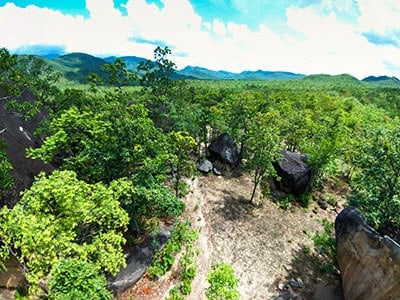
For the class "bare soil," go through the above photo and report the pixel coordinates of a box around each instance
[119,171,347,300]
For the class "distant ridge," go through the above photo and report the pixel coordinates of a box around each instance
[362,75,400,86]
[179,66,303,80]
[103,55,147,72]
[13,48,399,84]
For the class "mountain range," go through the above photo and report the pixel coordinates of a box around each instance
[33,52,400,86]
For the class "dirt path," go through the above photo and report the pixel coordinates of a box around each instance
[120,172,344,299]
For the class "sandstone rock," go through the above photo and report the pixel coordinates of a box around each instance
[0,289,16,300]
[0,257,23,289]
[335,206,400,300]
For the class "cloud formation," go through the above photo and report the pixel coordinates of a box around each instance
[0,0,400,78]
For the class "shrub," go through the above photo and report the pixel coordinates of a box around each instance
[205,263,240,300]
[48,258,112,300]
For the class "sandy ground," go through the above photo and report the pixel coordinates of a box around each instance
[119,172,345,299]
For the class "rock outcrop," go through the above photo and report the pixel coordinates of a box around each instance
[335,206,400,300]
[0,257,24,299]
[273,150,312,195]
[0,89,53,207]
[107,226,172,295]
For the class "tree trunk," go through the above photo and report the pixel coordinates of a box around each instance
[250,171,260,204]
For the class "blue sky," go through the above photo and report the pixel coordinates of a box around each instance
[0,0,399,78]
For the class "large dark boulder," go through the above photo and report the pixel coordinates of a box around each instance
[207,133,241,170]
[0,89,53,207]
[273,150,312,196]
[335,206,400,300]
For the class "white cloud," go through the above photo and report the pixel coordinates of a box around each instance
[212,19,227,36]
[0,0,399,78]
[283,4,400,77]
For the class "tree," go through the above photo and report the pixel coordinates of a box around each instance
[137,46,176,97]
[0,48,60,118]
[168,131,197,196]
[0,142,13,194]
[0,170,130,297]
[218,90,261,154]
[27,99,169,184]
[350,121,400,229]
[245,111,281,204]
[100,57,137,89]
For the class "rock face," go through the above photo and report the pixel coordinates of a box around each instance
[335,206,400,300]
[273,150,312,195]
[0,257,23,289]
[207,133,241,171]
[107,227,171,295]
[0,89,53,207]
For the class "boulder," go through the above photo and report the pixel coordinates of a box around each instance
[335,206,400,300]
[198,159,213,174]
[273,150,312,196]
[0,257,23,289]
[107,227,171,295]
[207,133,241,170]
[0,89,54,207]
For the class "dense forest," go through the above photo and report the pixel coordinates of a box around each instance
[1,45,400,299]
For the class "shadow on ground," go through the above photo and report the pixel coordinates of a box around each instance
[278,244,344,300]
[212,189,256,221]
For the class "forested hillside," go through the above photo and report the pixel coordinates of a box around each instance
[1,46,400,299]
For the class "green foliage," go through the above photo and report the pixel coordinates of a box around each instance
[205,263,240,300]
[0,47,20,96]
[28,100,170,184]
[178,247,199,295]
[0,142,13,193]
[0,170,129,296]
[311,219,337,274]
[0,48,60,118]
[147,221,198,279]
[168,131,197,196]
[245,110,281,203]
[100,57,137,89]
[138,46,176,97]
[166,287,185,300]
[350,121,400,229]
[47,258,112,300]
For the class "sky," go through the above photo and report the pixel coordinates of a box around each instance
[0,0,399,78]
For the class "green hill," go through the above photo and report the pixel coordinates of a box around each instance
[54,53,108,83]
[103,56,147,71]
[302,73,361,85]
[362,75,400,87]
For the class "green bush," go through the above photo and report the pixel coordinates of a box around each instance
[0,143,13,193]
[350,124,400,229]
[311,219,337,274]
[48,258,112,300]
[0,170,129,296]
[147,221,198,279]
[205,263,240,300]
